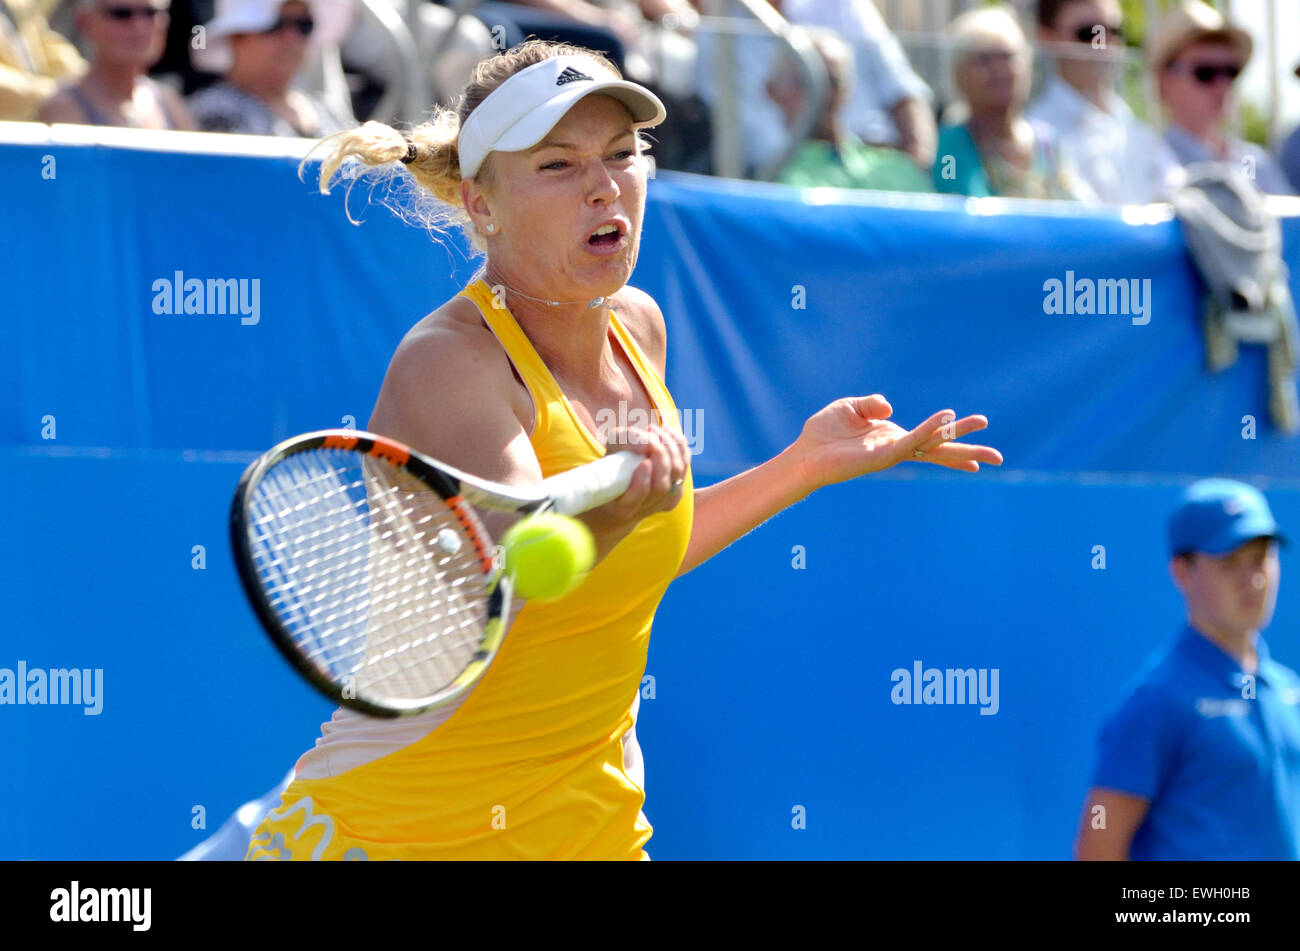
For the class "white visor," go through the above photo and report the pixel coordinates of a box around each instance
[457,56,667,180]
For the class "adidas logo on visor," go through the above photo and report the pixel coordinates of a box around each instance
[556,66,593,86]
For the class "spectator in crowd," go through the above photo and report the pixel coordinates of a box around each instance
[188,0,353,136]
[38,0,193,129]
[1150,0,1292,196]
[690,0,783,175]
[768,27,928,192]
[147,0,208,95]
[472,2,630,74]
[934,4,1089,200]
[1027,0,1179,204]
[1283,62,1300,194]
[695,0,935,179]
[472,0,695,77]
[779,0,936,172]
[0,0,87,119]
[1076,480,1300,860]
[341,0,495,115]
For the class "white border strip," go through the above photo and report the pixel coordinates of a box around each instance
[0,120,318,160]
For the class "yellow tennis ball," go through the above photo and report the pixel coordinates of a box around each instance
[501,513,596,602]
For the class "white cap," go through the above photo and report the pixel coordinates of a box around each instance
[192,0,354,74]
[457,55,667,180]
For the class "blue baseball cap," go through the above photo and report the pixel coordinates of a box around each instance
[1168,479,1286,557]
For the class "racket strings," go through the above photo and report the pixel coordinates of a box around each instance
[255,461,482,694]
[247,449,492,706]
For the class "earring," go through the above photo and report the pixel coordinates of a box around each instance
[485,223,497,234]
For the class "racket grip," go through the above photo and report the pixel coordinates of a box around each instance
[543,450,645,516]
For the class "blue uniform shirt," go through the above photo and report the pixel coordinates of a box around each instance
[1092,626,1300,859]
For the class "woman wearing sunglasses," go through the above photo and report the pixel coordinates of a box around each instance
[37,0,193,129]
[188,0,353,137]
[1151,0,1293,196]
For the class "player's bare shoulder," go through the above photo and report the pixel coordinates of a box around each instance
[611,285,667,376]
[371,296,530,435]
[387,298,510,392]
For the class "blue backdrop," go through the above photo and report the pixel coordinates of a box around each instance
[3,133,1299,859]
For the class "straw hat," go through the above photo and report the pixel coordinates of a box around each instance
[1147,0,1252,71]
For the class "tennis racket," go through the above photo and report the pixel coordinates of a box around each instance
[230,430,642,718]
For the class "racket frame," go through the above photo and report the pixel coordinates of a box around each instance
[230,430,516,718]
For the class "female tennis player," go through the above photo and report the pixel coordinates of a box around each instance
[244,40,1003,861]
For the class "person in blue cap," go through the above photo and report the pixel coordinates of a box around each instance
[1076,478,1300,859]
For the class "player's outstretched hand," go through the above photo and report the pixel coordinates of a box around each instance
[792,394,1003,489]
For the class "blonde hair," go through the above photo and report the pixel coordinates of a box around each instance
[948,4,1029,72]
[304,40,622,252]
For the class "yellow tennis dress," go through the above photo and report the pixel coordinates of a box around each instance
[245,278,693,860]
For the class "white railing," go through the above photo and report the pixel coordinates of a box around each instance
[701,0,828,180]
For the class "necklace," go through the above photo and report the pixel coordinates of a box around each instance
[478,267,612,309]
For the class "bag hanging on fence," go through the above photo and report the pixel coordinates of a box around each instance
[1170,161,1299,434]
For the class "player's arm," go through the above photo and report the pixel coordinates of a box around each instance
[676,403,1000,575]
[614,290,1001,577]
[615,291,815,577]
[1075,787,1150,860]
